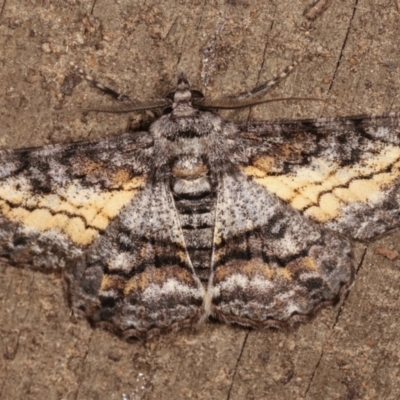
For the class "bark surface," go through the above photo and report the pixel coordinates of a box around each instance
[1,1,400,399]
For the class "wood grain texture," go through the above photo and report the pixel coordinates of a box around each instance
[1,1,400,399]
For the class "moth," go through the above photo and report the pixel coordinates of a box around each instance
[1,60,400,340]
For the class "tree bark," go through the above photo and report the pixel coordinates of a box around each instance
[1,1,400,399]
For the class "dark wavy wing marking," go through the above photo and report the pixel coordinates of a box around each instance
[237,113,400,239]
[0,132,153,270]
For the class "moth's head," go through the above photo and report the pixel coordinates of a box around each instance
[165,73,204,116]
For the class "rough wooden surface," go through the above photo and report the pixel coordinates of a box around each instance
[1,1,400,399]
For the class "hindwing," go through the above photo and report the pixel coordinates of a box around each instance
[209,172,353,327]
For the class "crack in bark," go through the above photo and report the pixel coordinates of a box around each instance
[226,331,249,400]
[245,21,274,124]
[332,245,367,327]
[303,241,367,398]
[245,7,276,124]
[0,0,6,16]
[325,0,359,98]
[73,333,93,400]
[90,0,97,15]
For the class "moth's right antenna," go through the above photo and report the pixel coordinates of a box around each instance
[192,58,323,110]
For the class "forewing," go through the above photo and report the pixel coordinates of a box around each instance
[209,172,353,327]
[0,132,152,270]
[237,113,400,240]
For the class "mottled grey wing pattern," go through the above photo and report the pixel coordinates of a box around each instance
[208,113,400,327]
[209,172,353,328]
[0,132,152,269]
[237,113,400,239]
[0,132,205,339]
[67,180,205,339]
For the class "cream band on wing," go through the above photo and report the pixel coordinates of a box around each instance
[0,176,145,245]
[242,144,400,223]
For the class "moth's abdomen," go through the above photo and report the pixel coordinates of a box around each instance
[171,157,216,282]
[173,177,211,197]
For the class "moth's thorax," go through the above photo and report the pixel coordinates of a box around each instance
[151,109,224,142]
